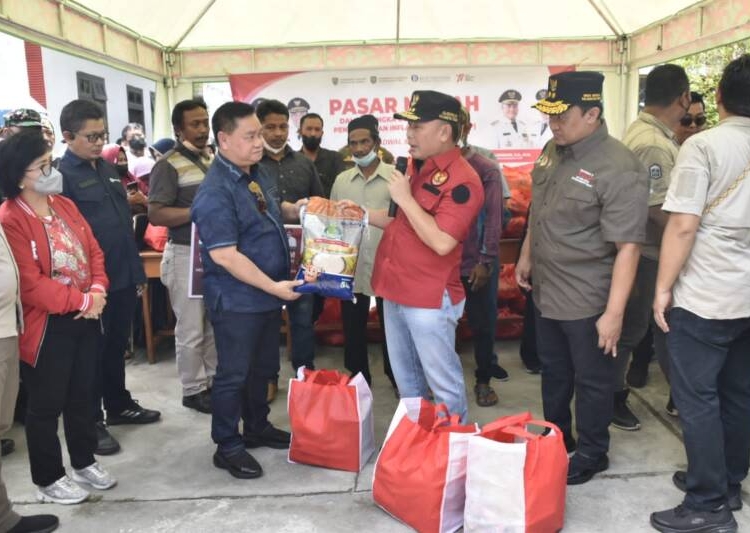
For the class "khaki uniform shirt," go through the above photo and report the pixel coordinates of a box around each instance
[530,122,649,320]
[622,112,679,260]
[0,224,21,338]
[663,116,750,319]
[330,160,393,297]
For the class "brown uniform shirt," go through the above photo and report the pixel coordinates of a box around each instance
[529,122,649,320]
[622,111,679,260]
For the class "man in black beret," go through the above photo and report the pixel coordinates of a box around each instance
[368,90,484,422]
[516,71,649,484]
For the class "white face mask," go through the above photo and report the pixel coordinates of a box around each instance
[263,139,285,155]
[32,167,63,196]
[352,149,377,168]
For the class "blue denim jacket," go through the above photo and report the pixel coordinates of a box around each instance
[191,152,289,313]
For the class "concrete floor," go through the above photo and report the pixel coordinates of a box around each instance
[3,339,750,532]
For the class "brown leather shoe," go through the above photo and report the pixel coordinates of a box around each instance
[474,383,498,407]
[266,381,278,404]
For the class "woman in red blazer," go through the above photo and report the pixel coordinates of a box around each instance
[0,130,117,505]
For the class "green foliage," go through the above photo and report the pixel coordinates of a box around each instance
[674,40,750,126]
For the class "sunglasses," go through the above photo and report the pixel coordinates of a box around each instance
[248,181,267,214]
[680,115,707,127]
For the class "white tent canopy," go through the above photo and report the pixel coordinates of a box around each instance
[69,0,703,49]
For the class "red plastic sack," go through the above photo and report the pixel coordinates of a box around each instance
[287,368,374,472]
[464,414,568,532]
[373,398,479,533]
[143,223,168,252]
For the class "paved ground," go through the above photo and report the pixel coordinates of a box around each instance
[3,339,749,532]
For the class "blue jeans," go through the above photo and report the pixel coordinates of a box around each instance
[287,293,315,370]
[384,291,468,422]
[209,308,281,455]
[667,307,750,511]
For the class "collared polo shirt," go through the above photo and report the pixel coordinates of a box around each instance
[148,142,212,245]
[622,111,680,260]
[59,149,146,291]
[372,147,484,308]
[329,159,393,297]
[191,152,289,314]
[260,146,324,202]
[530,122,648,321]
[663,116,750,319]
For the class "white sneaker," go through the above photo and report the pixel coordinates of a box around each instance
[36,475,89,504]
[72,462,117,490]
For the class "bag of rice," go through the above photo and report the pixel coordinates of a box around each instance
[294,197,367,300]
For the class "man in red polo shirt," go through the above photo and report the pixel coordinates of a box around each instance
[369,90,484,422]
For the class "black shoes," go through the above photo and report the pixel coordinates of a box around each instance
[567,454,608,485]
[672,471,743,511]
[650,504,737,533]
[611,389,641,431]
[243,425,291,449]
[213,449,263,479]
[107,400,161,425]
[183,390,212,414]
[8,514,59,533]
[95,422,120,456]
[490,364,509,382]
[1,438,15,457]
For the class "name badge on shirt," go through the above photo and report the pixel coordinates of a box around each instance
[571,168,595,188]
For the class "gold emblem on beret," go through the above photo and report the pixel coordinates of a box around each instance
[431,170,448,186]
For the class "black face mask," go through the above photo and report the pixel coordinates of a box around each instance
[115,163,129,178]
[301,135,322,151]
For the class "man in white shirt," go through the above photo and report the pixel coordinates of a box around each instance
[650,54,750,533]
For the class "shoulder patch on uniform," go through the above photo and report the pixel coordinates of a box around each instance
[451,184,470,204]
[649,164,662,179]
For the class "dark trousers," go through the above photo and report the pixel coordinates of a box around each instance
[288,293,315,370]
[341,294,393,386]
[461,262,499,384]
[210,308,281,455]
[94,287,135,419]
[534,303,614,459]
[22,314,99,486]
[614,256,669,388]
[519,288,540,371]
[667,307,750,511]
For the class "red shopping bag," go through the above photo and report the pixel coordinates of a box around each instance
[287,367,374,472]
[464,414,568,533]
[372,398,479,533]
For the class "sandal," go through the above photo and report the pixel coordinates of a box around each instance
[474,383,498,407]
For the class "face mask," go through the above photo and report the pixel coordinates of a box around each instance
[33,167,63,196]
[115,163,129,177]
[301,135,322,151]
[263,139,285,155]
[352,149,377,168]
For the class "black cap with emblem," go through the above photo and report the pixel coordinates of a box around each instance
[499,90,522,103]
[533,71,604,115]
[394,90,460,124]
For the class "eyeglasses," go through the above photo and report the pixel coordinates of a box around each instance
[25,161,53,177]
[680,115,707,127]
[248,181,267,214]
[78,130,108,143]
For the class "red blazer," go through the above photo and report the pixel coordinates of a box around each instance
[0,195,109,367]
